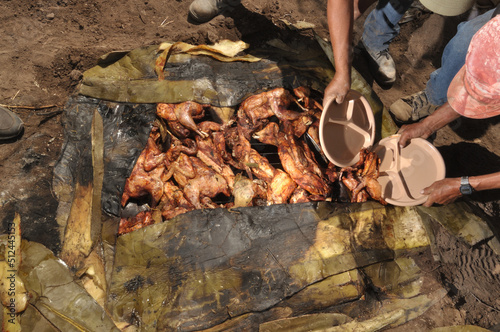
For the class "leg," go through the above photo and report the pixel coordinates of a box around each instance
[362,0,414,53]
[389,8,496,123]
[359,0,414,87]
[425,8,496,106]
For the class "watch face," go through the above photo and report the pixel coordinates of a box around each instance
[460,184,473,195]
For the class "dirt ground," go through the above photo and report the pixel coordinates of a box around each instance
[1,0,500,330]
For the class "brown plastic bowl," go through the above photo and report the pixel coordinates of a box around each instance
[373,135,446,206]
[319,90,375,167]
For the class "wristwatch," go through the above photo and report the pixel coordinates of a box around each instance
[460,176,474,195]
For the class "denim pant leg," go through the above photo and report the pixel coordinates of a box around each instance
[425,9,495,106]
[362,0,414,53]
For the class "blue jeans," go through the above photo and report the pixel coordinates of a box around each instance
[362,0,414,53]
[425,9,495,106]
[362,1,494,106]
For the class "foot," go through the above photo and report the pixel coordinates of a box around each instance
[0,106,23,141]
[358,40,396,88]
[189,0,241,23]
[389,90,439,122]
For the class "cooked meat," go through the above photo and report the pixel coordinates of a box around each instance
[121,145,165,208]
[196,121,235,189]
[118,211,155,235]
[267,169,297,205]
[157,103,191,138]
[161,181,195,220]
[183,172,230,209]
[289,187,310,204]
[174,101,207,137]
[232,132,276,183]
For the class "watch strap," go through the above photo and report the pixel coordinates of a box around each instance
[460,176,474,195]
[460,176,469,186]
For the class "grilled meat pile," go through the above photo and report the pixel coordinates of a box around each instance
[118,87,385,235]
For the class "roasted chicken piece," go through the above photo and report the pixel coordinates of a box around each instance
[236,108,266,141]
[164,136,197,168]
[353,151,386,205]
[164,152,196,187]
[290,114,313,138]
[267,169,297,205]
[252,121,279,146]
[143,135,166,172]
[174,101,207,138]
[165,154,231,209]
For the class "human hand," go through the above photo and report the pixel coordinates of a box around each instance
[323,72,351,109]
[421,178,461,207]
[397,122,433,148]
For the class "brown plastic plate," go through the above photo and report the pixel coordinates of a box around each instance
[319,90,375,167]
[373,135,446,206]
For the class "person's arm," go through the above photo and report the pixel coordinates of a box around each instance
[398,102,461,147]
[422,172,500,207]
[323,0,354,108]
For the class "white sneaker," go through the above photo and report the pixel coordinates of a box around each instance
[358,40,396,88]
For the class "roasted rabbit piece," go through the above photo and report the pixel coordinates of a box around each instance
[232,130,276,183]
[121,137,165,208]
[289,187,310,204]
[254,122,330,198]
[196,121,235,189]
[160,181,195,220]
[157,101,208,138]
[118,210,155,235]
[340,149,386,205]
[240,87,303,126]
[157,103,190,138]
[293,86,323,112]
[230,173,268,208]
[267,169,297,205]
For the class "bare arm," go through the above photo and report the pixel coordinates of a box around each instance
[398,102,461,147]
[422,172,500,207]
[323,0,354,107]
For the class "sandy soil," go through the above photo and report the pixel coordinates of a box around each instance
[1,0,499,330]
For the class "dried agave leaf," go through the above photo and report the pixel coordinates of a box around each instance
[362,257,423,299]
[209,106,235,124]
[59,109,104,271]
[259,312,351,332]
[155,40,261,80]
[0,236,119,332]
[431,326,492,332]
